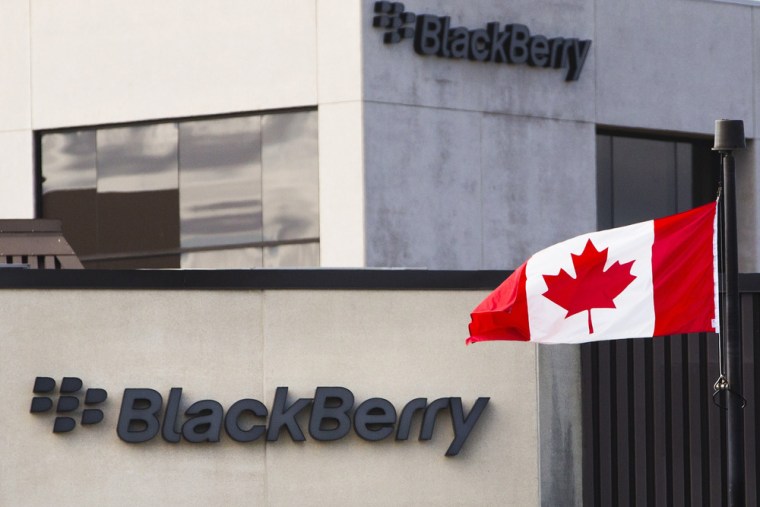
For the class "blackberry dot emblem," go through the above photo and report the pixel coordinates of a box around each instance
[373,2,415,44]
[30,376,108,433]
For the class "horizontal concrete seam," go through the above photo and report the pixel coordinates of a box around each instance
[362,99,596,126]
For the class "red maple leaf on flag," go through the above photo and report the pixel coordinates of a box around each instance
[542,239,636,334]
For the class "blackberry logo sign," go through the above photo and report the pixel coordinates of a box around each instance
[372,1,592,81]
[372,1,416,44]
[28,378,489,457]
[117,386,488,456]
[30,376,108,433]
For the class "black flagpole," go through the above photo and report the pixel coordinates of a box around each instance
[713,119,746,506]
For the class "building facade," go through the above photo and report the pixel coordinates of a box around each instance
[1,1,759,505]
[2,271,537,506]
[2,0,758,271]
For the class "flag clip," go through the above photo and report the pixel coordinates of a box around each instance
[712,374,746,410]
[713,375,729,392]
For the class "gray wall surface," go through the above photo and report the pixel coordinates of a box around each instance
[360,0,759,271]
[1,2,758,506]
[1,289,540,506]
[358,3,759,506]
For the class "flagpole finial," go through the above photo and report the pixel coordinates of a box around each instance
[713,119,746,152]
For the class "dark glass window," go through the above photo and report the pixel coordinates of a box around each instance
[40,131,97,258]
[596,132,719,229]
[39,110,319,269]
[96,124,180,268]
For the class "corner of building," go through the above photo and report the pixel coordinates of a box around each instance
[317,0,366,267]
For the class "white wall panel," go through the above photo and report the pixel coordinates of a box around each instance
[318,0,363,103]
[31,0,318,129]
[319,102,365,267]
[0,1,31,131]
[0,131,34,218]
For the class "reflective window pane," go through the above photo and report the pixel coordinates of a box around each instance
[181,247,262,269]
[596,135,612,229]
[97,124,178,193]
[611,137,675,227]
[39,109,320,269]
[598,133,718,231]
[691,142,721,207]
[96,124,179,255]
[263,242,319,267]
[41,131,96,193]
[262,111,319,241]
[41,131,97,256]
[97,190,180,255]
[179,117,262,248]
[675,143,693,213]
[94,255,180,269]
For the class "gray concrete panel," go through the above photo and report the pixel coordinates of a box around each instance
[362,0,595,121]
[0,290,266,506]
[737,141,759,272]
[1,288,541,506]
[755,9,760,140]
[480,115,596,270]
[596,0,755,136]
[364,103,483,269]
[538,345,583,507]
[263,290,539,506]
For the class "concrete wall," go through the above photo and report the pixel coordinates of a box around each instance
[1,0,758,263]
[359,0,760,270]
[0,288,539,506]
[357,3,758,505]
[30,1,318,129]
[362,107,596,271]
[317,1,365,267]
[361,0,598,271]
[595,0,754,136]
[1,5,758,503]
[0,0,367,265]
[361,0,595,121]
[0,2,33,218]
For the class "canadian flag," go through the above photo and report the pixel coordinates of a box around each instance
[467,202,719,345]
